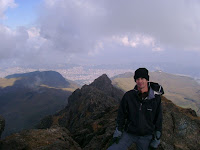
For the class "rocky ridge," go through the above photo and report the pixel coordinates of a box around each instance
[37,74,124,149]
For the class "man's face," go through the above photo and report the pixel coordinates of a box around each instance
[136,77,148,90]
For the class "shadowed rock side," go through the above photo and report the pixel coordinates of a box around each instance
[0,126,81,150]
[0,115,5,139]
[1,74,200,150]
[90,74,124,102]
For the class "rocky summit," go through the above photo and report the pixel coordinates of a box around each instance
[90,74,124,102]
[37,74,124,149]
[0,74,200,150]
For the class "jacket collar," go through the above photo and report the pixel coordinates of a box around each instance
[133,82,164,100]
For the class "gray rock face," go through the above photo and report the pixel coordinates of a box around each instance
[0,115,5,139]
[159,98,200,150]
[52,83,123,149]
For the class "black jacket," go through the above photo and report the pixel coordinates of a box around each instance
[116,82,164,136]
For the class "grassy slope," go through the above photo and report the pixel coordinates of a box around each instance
[0,78,21,88]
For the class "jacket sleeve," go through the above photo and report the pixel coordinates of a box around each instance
[154,96,163,132]
[116,93,128,131]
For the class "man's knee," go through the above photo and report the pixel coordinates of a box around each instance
[107,132,135,150]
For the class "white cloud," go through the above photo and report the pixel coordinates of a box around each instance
[122,37,131,46]
[110,34,163,52]
[27,27,47,50]
[0,0,17,19]
[27,27,40,38]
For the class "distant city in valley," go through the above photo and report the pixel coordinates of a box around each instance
[0,63,200,85]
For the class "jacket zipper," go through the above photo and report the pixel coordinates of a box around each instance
[139,103,142,110]
[139,102,144,135]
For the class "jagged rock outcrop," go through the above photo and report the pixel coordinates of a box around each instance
[90,74,124,102]
[37,74,124,149]
[37,74,200,150]
[0,126,81,150]
[160,97,200,150]
[0,115,5,139]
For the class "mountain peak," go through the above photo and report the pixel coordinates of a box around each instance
[89,74,123,102]
[90,74,111,87]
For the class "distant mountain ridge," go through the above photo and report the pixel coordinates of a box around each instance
[5,71,70,88]
[0,71,79,138]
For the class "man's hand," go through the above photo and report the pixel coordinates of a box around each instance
[150,131,161,149]
[112,137,121,144]
[110,127,122,145]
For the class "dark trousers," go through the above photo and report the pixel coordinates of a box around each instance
[107,132,152,150]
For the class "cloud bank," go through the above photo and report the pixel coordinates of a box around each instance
[0,0,200,66]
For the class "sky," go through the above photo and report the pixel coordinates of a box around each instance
[0,0,200,68]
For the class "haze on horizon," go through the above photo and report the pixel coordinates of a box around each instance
[0,0,200,71]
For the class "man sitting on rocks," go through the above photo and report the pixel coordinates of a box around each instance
[107,68,164,150]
